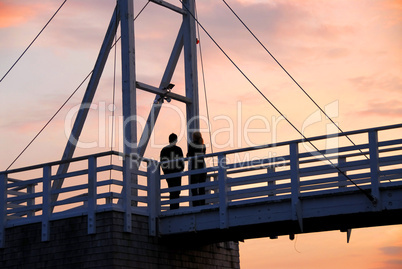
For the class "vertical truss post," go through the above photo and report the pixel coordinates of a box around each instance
[120,0,137,233]
[182,0,200,140]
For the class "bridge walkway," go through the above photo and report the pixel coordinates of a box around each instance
[1,124,401,247]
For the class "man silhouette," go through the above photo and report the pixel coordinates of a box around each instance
[160,133,184,209]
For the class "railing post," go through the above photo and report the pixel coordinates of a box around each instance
[148,160,160,236]
[290,142,303,232]
[218,154,228,229]
[87,156,97,234]
[27,184,35,217]
[0,173,7,248]
[338,157,347,188]
[42,165,51,242]
[123,157,133,233]
[267,166,276,197]
[369,130,381,208]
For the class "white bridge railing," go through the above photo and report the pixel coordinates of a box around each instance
[150,124,402,234]
[1,124,401,246]
[0,151,151,248]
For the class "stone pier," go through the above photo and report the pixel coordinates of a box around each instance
[0,211,240,268]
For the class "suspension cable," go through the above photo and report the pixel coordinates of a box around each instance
[179,0,376,204]
[6,1,151,171]
[195,1,214,158]
[221,0,369,161]
[6,71,92,171]
[0,0,68,84]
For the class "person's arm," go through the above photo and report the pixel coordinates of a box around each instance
[160,148,165,161]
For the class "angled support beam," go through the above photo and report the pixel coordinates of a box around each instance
[150,0,186,15]
[137,25,185,157]
[51,6,120,205]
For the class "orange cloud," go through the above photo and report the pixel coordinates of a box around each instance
[376,0,402,26]
[382,0,402,10]
[378,243,402,269]
[0,2,36,28]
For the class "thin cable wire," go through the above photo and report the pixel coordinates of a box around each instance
[179,0,376,203]
[221,0,369,161]
[0,0,68,84]
[6,71,93,171]
[135,0,150,20]
[6,1,151,171]
[195,1,215,160]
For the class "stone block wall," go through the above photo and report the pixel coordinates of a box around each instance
[0,211,240,268]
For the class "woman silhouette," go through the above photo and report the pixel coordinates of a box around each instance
[187,131,207,206]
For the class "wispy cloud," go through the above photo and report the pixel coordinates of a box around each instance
[356,100,402,118]
[349,74,402,93]
[380,246,402,255]
[378,245,402,269]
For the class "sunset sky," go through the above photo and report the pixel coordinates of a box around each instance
[0,0,401,268]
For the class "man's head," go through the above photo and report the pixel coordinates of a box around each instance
[169,133,178,144]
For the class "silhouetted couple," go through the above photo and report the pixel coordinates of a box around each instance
[160,132,206,209]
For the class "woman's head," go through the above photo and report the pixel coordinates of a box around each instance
[192,131,203,145]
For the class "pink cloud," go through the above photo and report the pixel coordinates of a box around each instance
[0,2,36,28]
[349,74,402,93]
[378,245,402,269]
[356,100,402,118]
[378,0,402,26]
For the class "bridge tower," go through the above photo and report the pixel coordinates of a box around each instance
[0,1,240,268]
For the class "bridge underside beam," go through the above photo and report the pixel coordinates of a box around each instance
[158,186,402,244]
[160,208,402,245]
